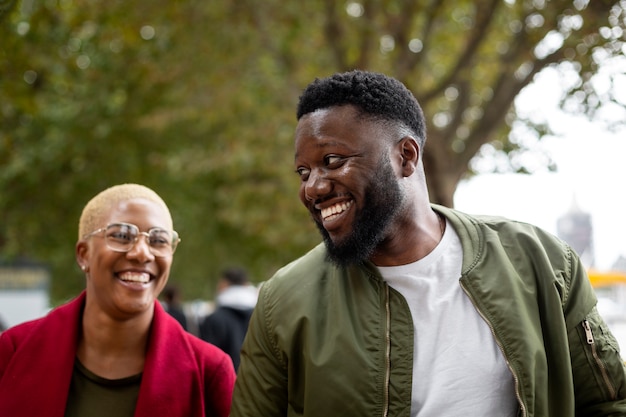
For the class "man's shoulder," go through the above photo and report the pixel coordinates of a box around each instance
[268,243,334,282]
[259,243,342,300]
[437,205,564,247]
[206,306,254,323]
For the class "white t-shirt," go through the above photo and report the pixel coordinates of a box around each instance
[377,220,518,417]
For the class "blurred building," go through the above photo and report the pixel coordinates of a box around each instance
[556,196,595,268]
[612,255,626,273]
[0,259,50,329]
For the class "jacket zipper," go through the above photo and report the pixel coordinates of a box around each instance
[582,319,617,399]
[383,283,391,417]
[460,282,527,417]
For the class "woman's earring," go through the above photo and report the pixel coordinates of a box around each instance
[81,265,89,272]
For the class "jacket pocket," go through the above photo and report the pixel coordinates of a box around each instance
[572,307,625,404]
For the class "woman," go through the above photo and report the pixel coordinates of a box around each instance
[0,183,236,417]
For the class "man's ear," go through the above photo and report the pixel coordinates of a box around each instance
[398,136,420,177]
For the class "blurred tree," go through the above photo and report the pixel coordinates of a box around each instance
[240,0,625,206]
[1,0,624,304]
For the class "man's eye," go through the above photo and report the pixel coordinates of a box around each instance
[324,155,343,166]
[296,167,310,179]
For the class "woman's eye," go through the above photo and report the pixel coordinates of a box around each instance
[110,232,133,242]
[149,230,171,247]
[150,237,168,247]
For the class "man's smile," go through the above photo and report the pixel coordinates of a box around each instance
[320,200,354,223]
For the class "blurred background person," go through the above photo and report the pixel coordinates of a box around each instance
[199,266,257,371]
[0,183,235,417]
[161,284,188,331]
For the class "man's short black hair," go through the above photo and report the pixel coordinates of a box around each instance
[221,267,249,286]
[296,70,426,146]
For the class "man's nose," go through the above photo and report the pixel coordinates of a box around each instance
[304,169,332,202]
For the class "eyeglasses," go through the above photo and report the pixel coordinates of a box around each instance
[83,222,180,257]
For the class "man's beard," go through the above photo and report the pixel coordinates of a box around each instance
[313,155,403,267]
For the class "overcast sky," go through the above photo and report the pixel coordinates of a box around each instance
[454,62,626,271]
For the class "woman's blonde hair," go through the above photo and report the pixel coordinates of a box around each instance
[78,183,172,239]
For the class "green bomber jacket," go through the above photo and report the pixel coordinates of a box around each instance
[231,206,626,416]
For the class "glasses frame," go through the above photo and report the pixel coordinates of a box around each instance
[83,222,180,257]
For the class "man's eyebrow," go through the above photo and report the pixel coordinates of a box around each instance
[295,141,349,160]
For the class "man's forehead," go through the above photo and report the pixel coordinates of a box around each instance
[296,106,370,137]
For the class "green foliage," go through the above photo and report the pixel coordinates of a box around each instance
[1,0,624,304]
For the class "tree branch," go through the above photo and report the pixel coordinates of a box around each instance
[420,0,502,102]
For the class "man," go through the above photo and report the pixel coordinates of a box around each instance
[230,70,626,416]
[161,284,188,331]
[199,267,257,371]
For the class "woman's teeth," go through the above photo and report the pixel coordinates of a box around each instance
[118,272,150,283]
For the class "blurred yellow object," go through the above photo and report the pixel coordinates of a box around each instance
[588,269,626,288]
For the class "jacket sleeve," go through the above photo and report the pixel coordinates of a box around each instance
[0,331,15,380]
[230,283,288,417]
[203,352,237,417]
[566,256,626,415]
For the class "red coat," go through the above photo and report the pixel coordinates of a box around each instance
[0,291,236,417]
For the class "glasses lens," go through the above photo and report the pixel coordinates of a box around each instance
[102,223,178,256]
[105,224,138,252]
[147,229,176,256]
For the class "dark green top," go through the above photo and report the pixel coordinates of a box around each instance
[64,360,142,417]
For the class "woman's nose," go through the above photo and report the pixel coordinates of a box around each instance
[127,233,155,261]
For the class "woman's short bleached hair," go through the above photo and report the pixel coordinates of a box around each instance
[78,183,173,239]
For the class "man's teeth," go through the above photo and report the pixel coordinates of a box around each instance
[118,272,150,284]
[321,201,353,221]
